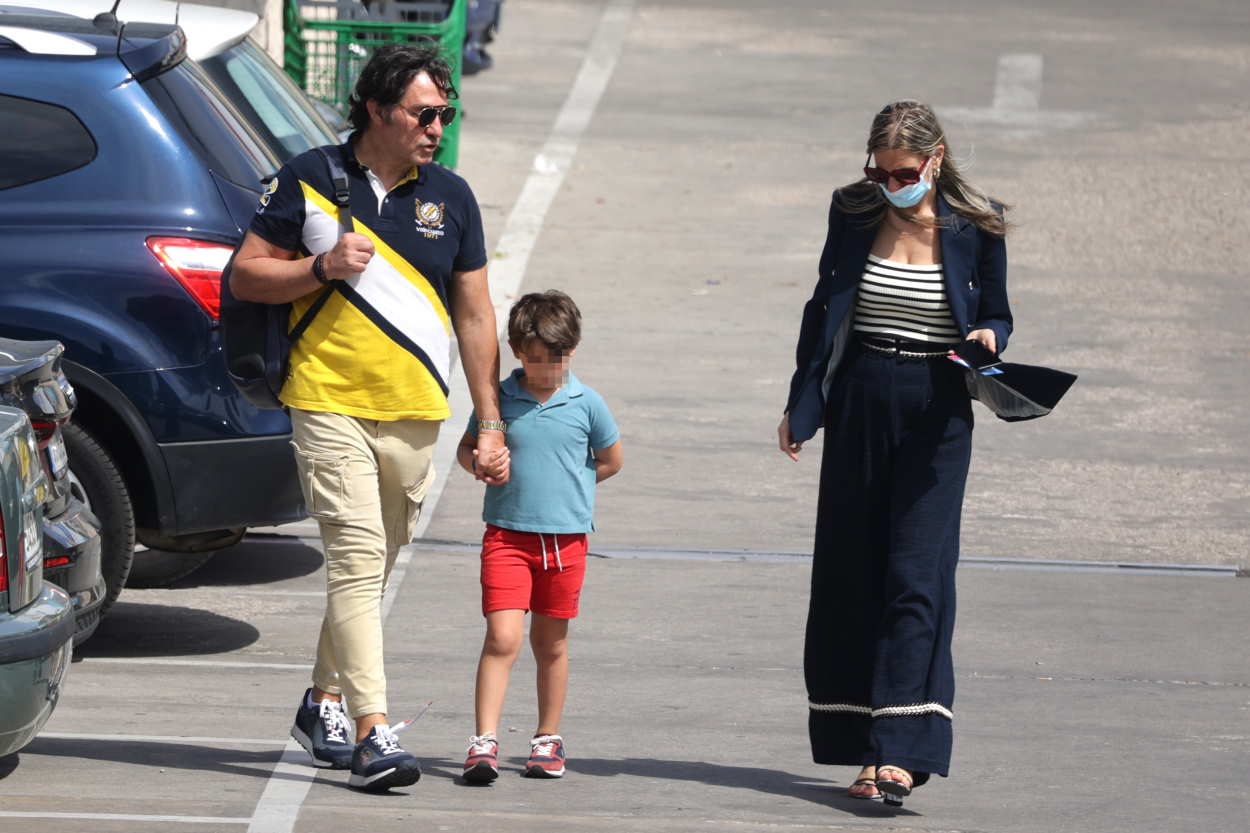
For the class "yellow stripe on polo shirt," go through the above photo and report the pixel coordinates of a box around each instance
[301,179,341,223]
[279,181,452,421]
[353,221,451,334]
[300,182,451,333]
[281,288,451,421]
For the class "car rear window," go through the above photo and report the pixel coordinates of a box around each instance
[0,94,96,190]
[200,39,337,162]
[142,58,281,188]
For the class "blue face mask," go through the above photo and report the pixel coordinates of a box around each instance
[879,158,933,208]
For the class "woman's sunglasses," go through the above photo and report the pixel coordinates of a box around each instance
[408,105,458,127]
[862,155,929,185]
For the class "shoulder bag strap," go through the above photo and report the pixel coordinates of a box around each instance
[317,144,354,235]
[289,145,353,341]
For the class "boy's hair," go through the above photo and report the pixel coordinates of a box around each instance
[507,291,582,353]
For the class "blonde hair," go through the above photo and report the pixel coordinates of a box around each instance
[839,100,1011,237]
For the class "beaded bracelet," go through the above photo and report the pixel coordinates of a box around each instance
[311,253,329,284]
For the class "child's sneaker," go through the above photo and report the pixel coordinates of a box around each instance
[462,734,499,784]
[524,734,566,778]
[289,688,354,769]
[348,724,421,792]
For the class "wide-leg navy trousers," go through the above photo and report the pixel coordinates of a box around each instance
[804,341,973,783]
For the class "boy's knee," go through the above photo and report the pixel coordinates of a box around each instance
[483,628,524,659]
[532,646,566,666]
[530,634,568,665]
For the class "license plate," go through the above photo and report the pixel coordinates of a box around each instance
[46,431,68,477]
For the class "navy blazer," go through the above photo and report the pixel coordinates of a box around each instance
[785,190,1013,443]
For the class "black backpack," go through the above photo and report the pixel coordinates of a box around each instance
[221,146,352,410]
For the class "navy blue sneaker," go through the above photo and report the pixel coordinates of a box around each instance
[349,725,421,792]
[290,688,354,769]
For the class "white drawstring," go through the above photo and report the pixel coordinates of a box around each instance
[537,533,564,572]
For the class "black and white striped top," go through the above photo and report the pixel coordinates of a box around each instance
[853,254,960,345]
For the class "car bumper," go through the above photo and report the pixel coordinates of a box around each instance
[42,496,106,644]
[0,583,74,756]
[160,433,305,534]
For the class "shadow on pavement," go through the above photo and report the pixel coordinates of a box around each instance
[171,537,324,589]
[308,757,465,795]
[74,602,260,659]
[0,752,19,780]
[495,757,923,819]
[21,737,289,783]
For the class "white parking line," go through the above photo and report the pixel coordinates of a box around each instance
[992,53,1043,111]
[483,0,636,315]
[84,658,312,671]
[0,812,250,825]
[245,3,635,832]
[40,732,284,746]
[941,52,1096,132]
[246,742,322,833]
[211,589,325,598]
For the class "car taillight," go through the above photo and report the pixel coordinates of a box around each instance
[29,417,66,450]
[146,237,233,320]
[43,555,70,570]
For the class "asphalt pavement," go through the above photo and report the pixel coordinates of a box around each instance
[2,0,1248,831]
[5,538,1248,833]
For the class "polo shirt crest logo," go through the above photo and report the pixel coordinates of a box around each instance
[416,200,446,239]
[256,176,279,213]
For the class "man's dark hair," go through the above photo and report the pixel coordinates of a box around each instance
[508,291,582,353]
[348,42,457,133]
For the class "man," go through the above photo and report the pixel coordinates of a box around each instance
[231,43,509,792]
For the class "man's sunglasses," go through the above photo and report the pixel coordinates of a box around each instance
[862,155,929,186]
[408,105,457,127]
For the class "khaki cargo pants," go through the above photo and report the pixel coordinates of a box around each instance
[290,408,438,719]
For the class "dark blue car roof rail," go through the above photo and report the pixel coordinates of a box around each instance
[0,13,185,81]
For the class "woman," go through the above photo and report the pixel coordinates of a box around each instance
[776,100,1012,805]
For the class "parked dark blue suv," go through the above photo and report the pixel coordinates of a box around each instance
[0,13,306,611]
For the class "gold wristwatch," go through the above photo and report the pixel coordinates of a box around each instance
[478,418,507,433]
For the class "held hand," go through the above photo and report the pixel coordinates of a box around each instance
[777,413,803,462]
[475,431,510,485]
[474,446,510,484]
[967,328,998,355]
[324,232,374,280]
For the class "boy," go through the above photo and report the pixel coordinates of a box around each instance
[456,290,622,782]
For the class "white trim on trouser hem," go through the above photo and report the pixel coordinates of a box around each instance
[873,703,954,720]
[809,701,954,720]
[808,703,872,716]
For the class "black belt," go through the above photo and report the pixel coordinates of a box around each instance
[857,334,954,359]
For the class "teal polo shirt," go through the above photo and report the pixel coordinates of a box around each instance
[467,369,619,534]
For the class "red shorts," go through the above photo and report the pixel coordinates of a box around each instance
[480,524,588,619]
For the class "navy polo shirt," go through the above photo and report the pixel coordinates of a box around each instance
[249,139,487,420]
